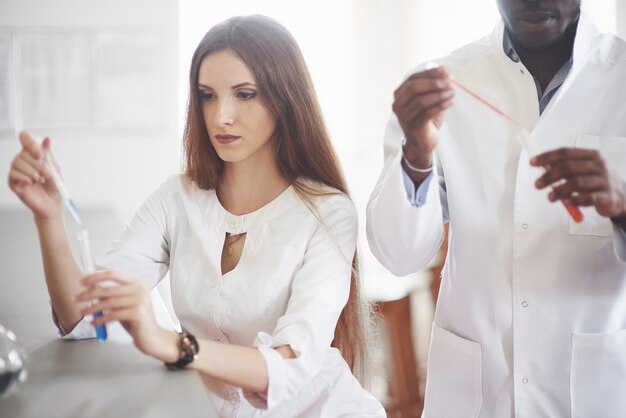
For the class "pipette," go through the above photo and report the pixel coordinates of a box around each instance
[43,151,108,341]
[445,75,584,223]
[43,152,83,227]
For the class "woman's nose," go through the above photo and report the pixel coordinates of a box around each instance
[215,98,235,126]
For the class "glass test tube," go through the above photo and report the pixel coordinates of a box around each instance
[77,229,108,342]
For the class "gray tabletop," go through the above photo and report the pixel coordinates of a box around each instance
[0,209,219,418]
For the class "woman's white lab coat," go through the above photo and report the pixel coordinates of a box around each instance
[367,13,626,418]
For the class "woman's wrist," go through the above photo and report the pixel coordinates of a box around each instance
[34,213,65,236]
[163,331,200,370]
[147,329,181,363]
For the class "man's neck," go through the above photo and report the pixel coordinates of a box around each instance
[512,21,578,91]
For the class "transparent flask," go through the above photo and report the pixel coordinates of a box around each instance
[0,324,27,398]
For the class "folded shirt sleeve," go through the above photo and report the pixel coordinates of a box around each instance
[402,162,435,207]
[52,304,96,339]
[243,195,358,409]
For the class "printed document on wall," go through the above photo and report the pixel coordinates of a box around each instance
[93,31,164,128]
[21,33,90,129]
[0,32,12,132]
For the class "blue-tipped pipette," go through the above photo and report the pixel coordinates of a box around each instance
[43,152,83,227]
[43,151,107,342]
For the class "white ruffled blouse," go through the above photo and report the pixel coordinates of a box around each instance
[60,175,384,417]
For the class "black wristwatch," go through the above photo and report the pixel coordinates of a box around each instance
[165,332,199,370]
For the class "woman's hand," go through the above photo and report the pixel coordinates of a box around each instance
[76,270,179,362]
[8,131,63,220]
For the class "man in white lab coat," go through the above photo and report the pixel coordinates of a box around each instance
[366,0,626,416]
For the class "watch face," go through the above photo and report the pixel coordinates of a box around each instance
[181,333,199,361]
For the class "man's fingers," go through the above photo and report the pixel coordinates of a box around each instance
[548,175,606,201]
[400,66,450,85]
[535,160,603,189]
[396,89,454,121]
[394,79,453,109]
[394,69,452,106]
[531,147,600,167]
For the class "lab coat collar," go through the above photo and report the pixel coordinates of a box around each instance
[570,12,601,82]
[489,12,601,121]
[545,12,601,114]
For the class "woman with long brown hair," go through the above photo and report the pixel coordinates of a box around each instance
[8,15,384,417]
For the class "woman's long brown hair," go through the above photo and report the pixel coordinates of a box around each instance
[183,15,370,382]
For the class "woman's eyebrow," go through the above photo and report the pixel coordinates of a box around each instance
[197,82,256,89]
[231,82,257,89]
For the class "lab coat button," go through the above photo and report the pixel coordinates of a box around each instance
[521,223,528,230]
[511,52,520,62]
[521,301,529,308]
[522,378,529,384]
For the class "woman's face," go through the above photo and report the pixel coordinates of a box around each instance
[198,49,277,166]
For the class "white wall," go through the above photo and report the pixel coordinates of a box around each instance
[618,0,626,38]
[2,0,619,267]
[0,0,178,223]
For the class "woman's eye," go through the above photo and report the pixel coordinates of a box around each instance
[199,91,215,101]
[237,91,257,100]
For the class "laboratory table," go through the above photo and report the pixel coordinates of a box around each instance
[0,209,219,418]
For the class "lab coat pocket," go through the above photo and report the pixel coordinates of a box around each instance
[423,323,482,418]
[570,329,626,418]
[569,135,626,237]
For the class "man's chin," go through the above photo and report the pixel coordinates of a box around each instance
[514,33,560,51]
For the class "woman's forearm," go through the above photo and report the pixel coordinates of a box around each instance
[191,340,270,393]
[35,215,86,332]
[154,330,294,394]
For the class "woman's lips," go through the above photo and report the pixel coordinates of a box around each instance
[215,134,241,145]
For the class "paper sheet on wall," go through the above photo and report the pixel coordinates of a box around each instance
[21,33,91,129]
[93,31,163,128]
[0,32,13,132]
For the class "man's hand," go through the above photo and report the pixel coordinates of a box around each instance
[392,66,455,184]
[532,148,626,226]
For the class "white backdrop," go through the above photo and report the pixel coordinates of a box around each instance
[176,0,620,291]
[0,0,621,290]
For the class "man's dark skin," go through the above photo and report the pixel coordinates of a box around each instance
[393,0,626,230]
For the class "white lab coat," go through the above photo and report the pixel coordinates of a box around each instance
[367,14,626,418]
